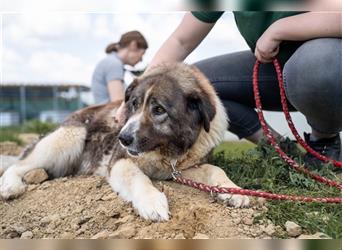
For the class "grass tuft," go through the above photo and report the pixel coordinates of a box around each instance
[211,140,342,239]
[0,120,57,144]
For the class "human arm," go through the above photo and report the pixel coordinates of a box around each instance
[255,12,342,63]
[148,12,216,69]
[107,80,125,102]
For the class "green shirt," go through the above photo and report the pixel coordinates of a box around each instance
[192,11,305,64]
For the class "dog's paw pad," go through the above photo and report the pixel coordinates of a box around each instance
[135,191,170,221]
[0,171,26,200]
[218,193,250,208]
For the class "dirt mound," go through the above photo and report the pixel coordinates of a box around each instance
[0,142,23,156]
[0,140,276,239]
[0,175,275,239]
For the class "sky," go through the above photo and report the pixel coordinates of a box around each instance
[2,12,246,84]
[0,2,312,139]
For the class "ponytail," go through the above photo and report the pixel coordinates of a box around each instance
[105,31,148,54]
[105,42,119,54]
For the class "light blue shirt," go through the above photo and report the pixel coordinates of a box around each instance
[91,52,124,104]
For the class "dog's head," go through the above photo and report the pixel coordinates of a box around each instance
[118,63,217,158]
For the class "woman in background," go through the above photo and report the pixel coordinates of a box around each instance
[91,30,148,104]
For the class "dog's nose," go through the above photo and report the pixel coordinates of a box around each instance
[119,133,134,147]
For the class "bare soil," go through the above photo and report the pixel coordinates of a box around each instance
[0,138,277,239]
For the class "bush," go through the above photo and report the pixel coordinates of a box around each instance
[0,120,57,144]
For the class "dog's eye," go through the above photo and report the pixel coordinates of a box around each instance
[132,99,139,110]
[152,105,166,116]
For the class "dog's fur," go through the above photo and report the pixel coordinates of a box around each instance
[0,63,249,221]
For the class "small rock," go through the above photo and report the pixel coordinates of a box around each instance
[298,232,331,239]
[40,214,60,226]
[174,233,185,239]
[23,169,48,184]
[12,225,27,234]
[39,182,51,190]
[20,231,33,239]
[60,232,75,239]
[251,229,262,237]
[91,230,110,239]
[242,217,254,225]
[109,211,120,218]
[114,215,134,226]
[60,177,68,182]
[192,233,209,239]
[263,224,275,236]
[232,218,241,225]
[285,221,302,237]
[7,231,20,239]
[95,179,105,188]
[256,198,267,207]
[101,193,117,201]
[27,184,39,191]
[71,223,80,230]
[72,216,92,226]
[109,224,136,239]
[94,194,103,201]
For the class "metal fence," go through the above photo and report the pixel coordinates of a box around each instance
[0,84,90,126]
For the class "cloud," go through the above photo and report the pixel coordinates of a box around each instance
[92,15,113,39]
[3,47,24,64]
[4,13,91,43]
[2,12,250,83]
[26,50,93,84]
[1,0,183,12]
[2,47,26,82]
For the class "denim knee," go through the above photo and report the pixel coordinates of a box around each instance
[283,38,342,133]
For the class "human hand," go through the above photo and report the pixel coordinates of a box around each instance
[115,101,127,126]
[255,23,281,63]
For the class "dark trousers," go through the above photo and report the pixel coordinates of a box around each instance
[194,38,342,139]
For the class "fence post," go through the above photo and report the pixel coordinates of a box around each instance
[20,85,26,123]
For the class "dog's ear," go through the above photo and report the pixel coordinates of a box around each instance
[187,65,216,132]
[187,92,216,133]
[125,78,139,102]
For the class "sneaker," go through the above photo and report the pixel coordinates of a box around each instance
[303,132,341,171]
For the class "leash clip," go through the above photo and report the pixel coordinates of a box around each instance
[170,159,181,180]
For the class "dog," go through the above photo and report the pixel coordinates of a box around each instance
[0,63,249,221]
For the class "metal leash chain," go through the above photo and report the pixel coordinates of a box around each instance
[172,59,342,204]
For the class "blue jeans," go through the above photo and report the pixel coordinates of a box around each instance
[194,38,342,139]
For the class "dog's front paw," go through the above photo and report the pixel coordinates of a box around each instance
[218,193,250,208]
[0,169,26,200]
[134,191,170,221]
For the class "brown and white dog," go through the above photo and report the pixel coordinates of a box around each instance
[0,63,249,221]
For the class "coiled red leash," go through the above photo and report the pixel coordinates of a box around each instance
[172,59,342,204]
[253,59,342,190]
[273,59,342,168]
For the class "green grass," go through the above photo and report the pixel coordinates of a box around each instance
[0,120,57,144]
[211,140,342,239]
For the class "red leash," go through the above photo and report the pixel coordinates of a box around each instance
[172,59,342,204]
[273,59,342,168]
